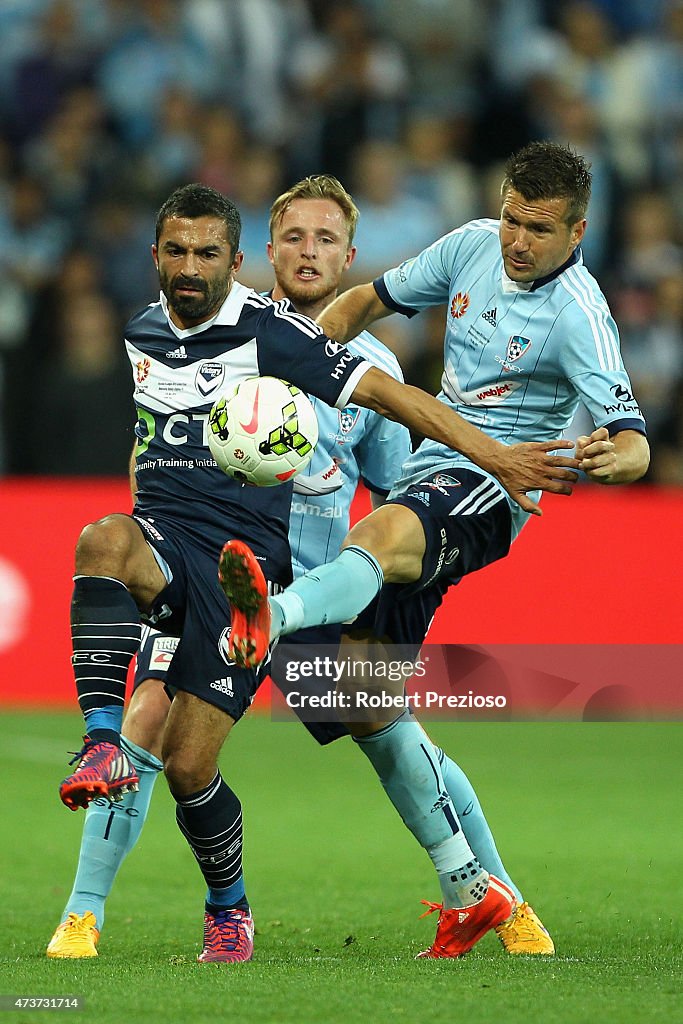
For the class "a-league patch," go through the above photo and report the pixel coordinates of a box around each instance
[150,634,179,673]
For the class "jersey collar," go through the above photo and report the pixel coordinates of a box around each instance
[500,248,582,294]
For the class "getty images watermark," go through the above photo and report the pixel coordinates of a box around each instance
[281,653,506,713]
[268,643,683,723]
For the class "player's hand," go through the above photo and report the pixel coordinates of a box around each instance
[492,440,580,516]
[575,427,617,482]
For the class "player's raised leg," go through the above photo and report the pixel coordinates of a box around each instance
[218,540,272,668]
[218,537,385,669]
[59,514,167,809]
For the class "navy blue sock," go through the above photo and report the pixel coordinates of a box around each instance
[175,773,248,913]
[71,576,141,745]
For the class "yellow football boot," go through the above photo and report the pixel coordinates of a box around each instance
[494,901,555,955]
[46,912,99,958]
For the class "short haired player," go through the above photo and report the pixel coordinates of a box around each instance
[219,143,649,959]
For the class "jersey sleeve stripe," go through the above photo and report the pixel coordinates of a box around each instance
[373,276,420,317]
[350,337,404,380]
[271,302,322,338]
[561,269,620,372]
[559,272,609,370]
[335,360,373,408]
[428,219,498,242]
[607,416,647,436]
[569,268,620,371]
[244,292,271,308]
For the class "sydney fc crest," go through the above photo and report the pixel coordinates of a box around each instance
[506,335,531,362]
[196,361,225,397]
[338,406,361,435]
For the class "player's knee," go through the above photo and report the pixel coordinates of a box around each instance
[163,748,213,798]
[75,515,138,576]
[342,506,424,583]
[341,517,390,569]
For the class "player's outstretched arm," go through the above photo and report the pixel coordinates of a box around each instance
[575,427,650,484]
[351,366,579,515]
[317,283,392,344]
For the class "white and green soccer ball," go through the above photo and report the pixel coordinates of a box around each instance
[208,376,318,486]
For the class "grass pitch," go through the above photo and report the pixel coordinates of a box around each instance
[1,712,680,1024]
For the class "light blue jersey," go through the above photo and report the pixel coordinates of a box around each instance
[289,331,410,577]
[374,218,646,538]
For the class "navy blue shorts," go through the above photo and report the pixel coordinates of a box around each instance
[270,624,348,745]
[353,467,512,651]
[133,515,280,721]
[134,622,348,746]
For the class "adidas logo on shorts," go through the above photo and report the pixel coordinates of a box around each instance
[210,677,234,696]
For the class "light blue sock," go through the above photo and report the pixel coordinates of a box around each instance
[61,737,162,931]
[436,747,522,901]
[354,712,489,907]
[269,545,383,639]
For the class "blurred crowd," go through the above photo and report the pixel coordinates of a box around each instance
[0,0,681,482]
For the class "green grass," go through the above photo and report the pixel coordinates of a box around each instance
[1,713,681,1024]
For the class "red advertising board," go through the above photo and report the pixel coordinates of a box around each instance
[1,478,681,707]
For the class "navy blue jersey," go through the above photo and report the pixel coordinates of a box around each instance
[126,282,370,580]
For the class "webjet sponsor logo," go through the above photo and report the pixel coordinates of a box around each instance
[474,382,517,405]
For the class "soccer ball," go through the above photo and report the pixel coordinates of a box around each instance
[208,376,318,486]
